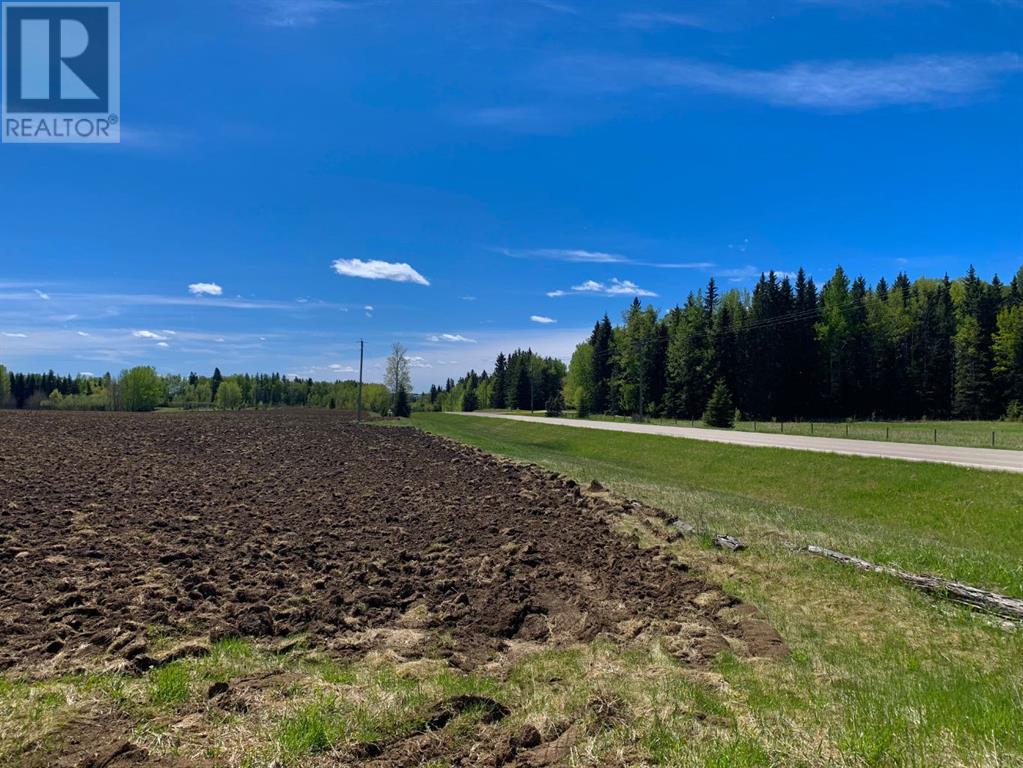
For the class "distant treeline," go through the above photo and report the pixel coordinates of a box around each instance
[0,366,391,414]
[421,349,567,414]
[435,264,1023,422]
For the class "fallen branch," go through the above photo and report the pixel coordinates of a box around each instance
[805,545,1023,622]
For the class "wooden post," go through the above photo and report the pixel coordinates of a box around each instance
[357,340,364,423]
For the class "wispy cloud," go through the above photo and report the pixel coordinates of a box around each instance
[619,11,708,29]
[427,333,477,343]
[332,259,430,286]
[242,0,366,28]
[34,289,50,300]
[133,330,169,341]
[547,53,1023,111]
[502,247,628,264]
[188,282,223,297]
[527,0,579,14]
[530,315,558,324]
[119,126,194,151]
[547,278,658,298]
[500,247,712,269]
[457,104,583,135]
[2,332,28,338]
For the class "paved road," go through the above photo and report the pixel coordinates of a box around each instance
[451,412,1023,474]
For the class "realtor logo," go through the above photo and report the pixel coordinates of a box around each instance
[2,2,119,143]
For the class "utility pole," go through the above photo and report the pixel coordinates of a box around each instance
[357,340,364,423]
[634,337,645,422]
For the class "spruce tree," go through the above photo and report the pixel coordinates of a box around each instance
[589,315,613,414]
[703,381,735,428]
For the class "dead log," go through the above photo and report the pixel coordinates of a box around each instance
[713,535,747,552]
[805,545,1023,622]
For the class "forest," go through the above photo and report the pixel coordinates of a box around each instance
[0,366,392,415]
[433,265,1023,422]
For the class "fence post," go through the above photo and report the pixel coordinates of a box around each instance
[993,431,996,448]
[754,421,757,432]
[934,428,938,444]
[781,422,784,434]
[845,424,849,438]
[886,426,889,441]
[811,422,814,436]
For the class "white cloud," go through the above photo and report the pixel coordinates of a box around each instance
[329,363,357,373]
[156,342,170,348]
[2,332,27,338]
[461,296,477,302]
[34,289,50,300]
[548,278,658,298]
[188,282,223,297]
[408,356,433,368]
[133,330,168,341]
[77,331,90,337]
[364,305,374,312]
[332,259,430,286]
[549,53,1023,111]
[531,315,558,324]
[427,333,477,344]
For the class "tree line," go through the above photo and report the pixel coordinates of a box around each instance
[0,365,391,414]
[434,264,1023,422]
[419,349,568,415]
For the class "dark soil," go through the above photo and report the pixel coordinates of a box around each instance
[0,410,782,677]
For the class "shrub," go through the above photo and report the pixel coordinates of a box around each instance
[1005,401,1023,422]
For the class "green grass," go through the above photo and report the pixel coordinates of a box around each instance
[485,409,1023,450]
[416,413,1023,596]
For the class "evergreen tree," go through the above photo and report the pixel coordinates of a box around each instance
[394,388,411,417]
[665,297,712,419]
[589,315,613,414]
[703,381,735,428]
[211,367,223,402]
[490,353,508,409]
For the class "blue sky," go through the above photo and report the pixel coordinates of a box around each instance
[1,0,1021,388]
